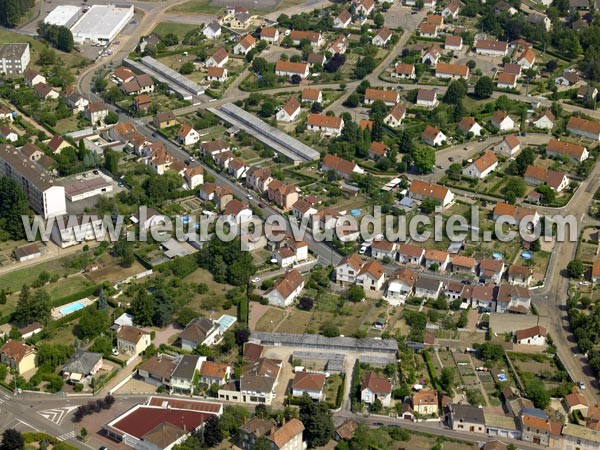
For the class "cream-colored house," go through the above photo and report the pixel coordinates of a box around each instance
[0,340,37,374]
[116,326,152,356]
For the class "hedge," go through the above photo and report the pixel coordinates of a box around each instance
[422,350,442,391]
[239,298,249,325]
[103,355,126,368]
[51,285,100,308]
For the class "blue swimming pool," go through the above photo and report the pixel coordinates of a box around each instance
[492,252,503,259]
[521,251,532,259]
[350,209,361,216]
[182,215,190,224]
[60,302,85,316]
[217,314,237,332]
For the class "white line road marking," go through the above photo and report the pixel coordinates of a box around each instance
[57,431,76,441]
[16,420,40,432]
[37,406,78,425]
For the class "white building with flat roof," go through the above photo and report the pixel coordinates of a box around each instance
[0,144,66,218]
[0,43,30,76]
[43,5,83,28]
[70,4,134,44]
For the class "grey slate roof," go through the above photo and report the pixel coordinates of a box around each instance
[62,350,102,375]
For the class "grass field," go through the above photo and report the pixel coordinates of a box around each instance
[152,22,203,39]
[0,29,88,71]
[46,275,93,299]
[167,0,224,15]
[255,307,286,332]
[0,256,81,293]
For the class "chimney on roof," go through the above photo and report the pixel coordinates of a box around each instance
[281,417,286,426]
[270,426,276,436]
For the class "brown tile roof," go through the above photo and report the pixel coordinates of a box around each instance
[592,261,600,278]
[336,9,352,24]
[335,420,358,440]
[207,66,226,77]
[113,66,134,82]
[0,340,34,363]
[519,48,535,64]
[417,89,437,102]
[502,134,520,149]
[375,26,392,41]
[515,325,547,341]
[389,268,418,287]
[534,109,555,123]
[546,139,586,159]
[476,39,508,52]
[364,88,399,103]
[452,255,476,268]
[491,110,511,125]
[201,139,228,152]
[479,258,504,272]
[397,243,424,257]
[503,63,522,75]
[567,116,600,135]
[307,114,342,128]
[471,284,495,301]
[473,151,498,172]
[339,253,364,271]
[409,180,449,202]
[524,165,567,189]
[497,72,517,85]
[269,419,304,448]
[361,371,392,395]
[522,414,552,432]
[138,355,177,380]
[508,264,532,277]
[388,103,406,120]
[322,153,358,175]
[426,14,443,25]
[117,326,148,344]
[371,239,394,251]
[358,260,385,279]
[261,27,278,38]
[210,48,229,64]
[445,35,462,47]
[223,199,249,216]
[273,269,304,299]
[395,63,414,75]
[199,361,229,378]
[493,202,537,221]
[420,23,438,34]
[243,342,264,361]
[237,34,256,50]
[413,389,438,406]
[87,102,108,113]
[368,141,388,157]
[282,96,300,116]
[422,125,442,141]
[458,116,477,132]
[302,88,321,101]
[292,371,326,391]
[425,249,449,262]
[290,30,321,43]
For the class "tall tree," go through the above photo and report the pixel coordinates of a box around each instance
[2,428,24,450]
[130,290,154,326]
[0,177,31,240]
[299,393,334,447]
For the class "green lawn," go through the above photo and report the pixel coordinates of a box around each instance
[45,275,94,300]
[0,256,80,294]
[152,22,203,40]
[167,0,224,15]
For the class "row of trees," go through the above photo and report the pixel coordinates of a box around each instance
[0,177,30,241]
[0,0,35,27]
[37,22,74,52]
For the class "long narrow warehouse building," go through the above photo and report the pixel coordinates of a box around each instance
[250,332,398,354]
[209,103,320,164]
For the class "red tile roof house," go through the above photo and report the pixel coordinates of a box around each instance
[291,372,326,400]
[234,34,256,55]
[563,387,589,416]
[321,153,365,180]
[490,110,515,131]
[444,35,463,51]
[355,259,386,291]
[368,141,388,160]
[206,66,228,82]
[385,268,418,305]
[478,258,505,284]
[275,97,301,122]
[384,103,407,128]
[419,23,439,38]
[592,261,600,283]
[567,116,600,141]
[492,202,540,226]
[335,253,365,284]
[409,180,454,208]
[275,60,310,79]
[421,125,447,146]
[493,134,521,157]
[289,30,323,47]
[524,165,570,192]
[515,325,547,346]
[328,35,348,54]
[495,283,532,313]
[458,117,483,136]
[546,139,588,162]
[371,240,396,260]
[201,139,230,158]
[496,72,517,89]
[104,398,222,449]
[470,284,495,310]
[475,39,508,56]
[372,26,392,47]
[360,371,392,407]
[206,48,229,68]
[508,264,533,286]
[302,88,322,104]
[461,151,498,179]
[266,179,299,210]
[364,88,400,106]
[334,9,352,28]
[246,166,273,193]
[451,255,476,273]
[416,89,438,108]
[260,26,280,42]
[392,63,416,79]
[435,62,469,80]
[264,269,305,307]
[424,249,451,271]
[396,244,425,265]
[306,114,344,136]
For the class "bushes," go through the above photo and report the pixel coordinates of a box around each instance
[238,298,248,325]
[72,395,115,421]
